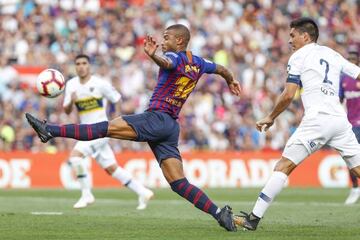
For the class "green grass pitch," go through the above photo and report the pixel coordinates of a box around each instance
[0,188,359,240]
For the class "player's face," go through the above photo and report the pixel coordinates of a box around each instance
[288,28,307,51]
[75,58,90,78]
[161,30,178,52]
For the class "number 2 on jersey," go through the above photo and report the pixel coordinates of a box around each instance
[320,59,332,85]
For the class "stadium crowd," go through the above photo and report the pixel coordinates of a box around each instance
[0,0,359,153]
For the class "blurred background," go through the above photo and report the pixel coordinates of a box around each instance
[0,0,359,154]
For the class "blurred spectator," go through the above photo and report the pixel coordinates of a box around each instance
[0,0,359,152]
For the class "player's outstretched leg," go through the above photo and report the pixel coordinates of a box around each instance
[25,113,108,142]
[345,170,360,205]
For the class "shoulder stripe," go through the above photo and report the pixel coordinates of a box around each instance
[186,51,193,63]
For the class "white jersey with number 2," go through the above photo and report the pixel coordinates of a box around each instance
[284,43,360,168]
[287,43,360,119]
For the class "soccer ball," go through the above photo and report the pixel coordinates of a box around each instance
[36,69,65,98]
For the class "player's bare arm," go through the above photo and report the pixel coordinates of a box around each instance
[64,92,76,115]
[144,35,173,70]
[256,82,298,131]
[214,64,242,96]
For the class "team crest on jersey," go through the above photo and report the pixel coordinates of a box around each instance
[287,65,291,73]
[89,87,94,92]
[308,140,317,149]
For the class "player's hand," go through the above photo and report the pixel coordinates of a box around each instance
[144,35,159,57]
[256,116,274,132]
[228,81,242,96]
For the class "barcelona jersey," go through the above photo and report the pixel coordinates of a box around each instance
[147,51,216,119]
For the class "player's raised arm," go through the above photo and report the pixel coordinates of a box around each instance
[214,64,242,96]
[144,35,174,70]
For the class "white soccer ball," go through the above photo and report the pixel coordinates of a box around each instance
[36,68,65,98]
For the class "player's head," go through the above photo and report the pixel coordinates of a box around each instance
[161,24,190,52]
[289,17,319,51]
[75,54,91,79]
[347,45,359,65]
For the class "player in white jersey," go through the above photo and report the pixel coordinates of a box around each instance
[234,18,360,230]
[64,54,153,209]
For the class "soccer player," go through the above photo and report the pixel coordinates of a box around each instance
[25,24,241,231]
[234,18,360,230]
[60,54,153,209]
[339,46,360,205]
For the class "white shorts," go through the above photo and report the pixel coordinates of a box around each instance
[74,138,117,169]
[283,113,360,168]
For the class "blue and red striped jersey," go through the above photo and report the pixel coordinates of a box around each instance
[147,51,216,119]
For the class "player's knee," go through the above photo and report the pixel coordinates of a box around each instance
[104,164,117,175]
[274,157,297,175]
[350,166,360,178]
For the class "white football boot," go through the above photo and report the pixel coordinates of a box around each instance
[136,189,154,210]
[73,193,95,209]
[344,188,360,205]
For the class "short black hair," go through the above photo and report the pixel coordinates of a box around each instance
[75,54,90,63]
[166,24,190,45]
[290,17,319,42]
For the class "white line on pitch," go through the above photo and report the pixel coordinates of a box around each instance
[31,212,63,215]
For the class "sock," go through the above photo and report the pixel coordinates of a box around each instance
[350,171,358,188]
[252,171,288,218]
[70,157,92,196]
[47,121,108,140]
[170,178,220,220]
[111,167,147,196]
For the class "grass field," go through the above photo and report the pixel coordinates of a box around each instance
[0,188,359,240]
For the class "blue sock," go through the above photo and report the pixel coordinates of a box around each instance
[46,121,108,140]
[170,178,219,219]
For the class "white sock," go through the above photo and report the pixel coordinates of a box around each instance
[111,167,147,196]
[70,157,92,196]
[252,171,288,218]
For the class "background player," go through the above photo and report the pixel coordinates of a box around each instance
[26,24,241,231]
[63,54,153,209]
[339,45,360,205]
[234,18,360,230]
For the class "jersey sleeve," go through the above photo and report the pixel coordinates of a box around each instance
[164,52,180,70]
[286,52,303,85]
[62,81,73,107]
[339,54,360,79]
[200,58,216,74]
[101,81,121,103]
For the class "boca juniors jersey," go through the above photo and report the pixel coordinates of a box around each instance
[63,76,121,124]
[147,51,216,119]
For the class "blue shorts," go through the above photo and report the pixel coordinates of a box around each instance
[353,126,360,143]
[122,111,181,164]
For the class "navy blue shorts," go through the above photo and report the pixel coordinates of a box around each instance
[353,126,360,143]
[122,111,181,164]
